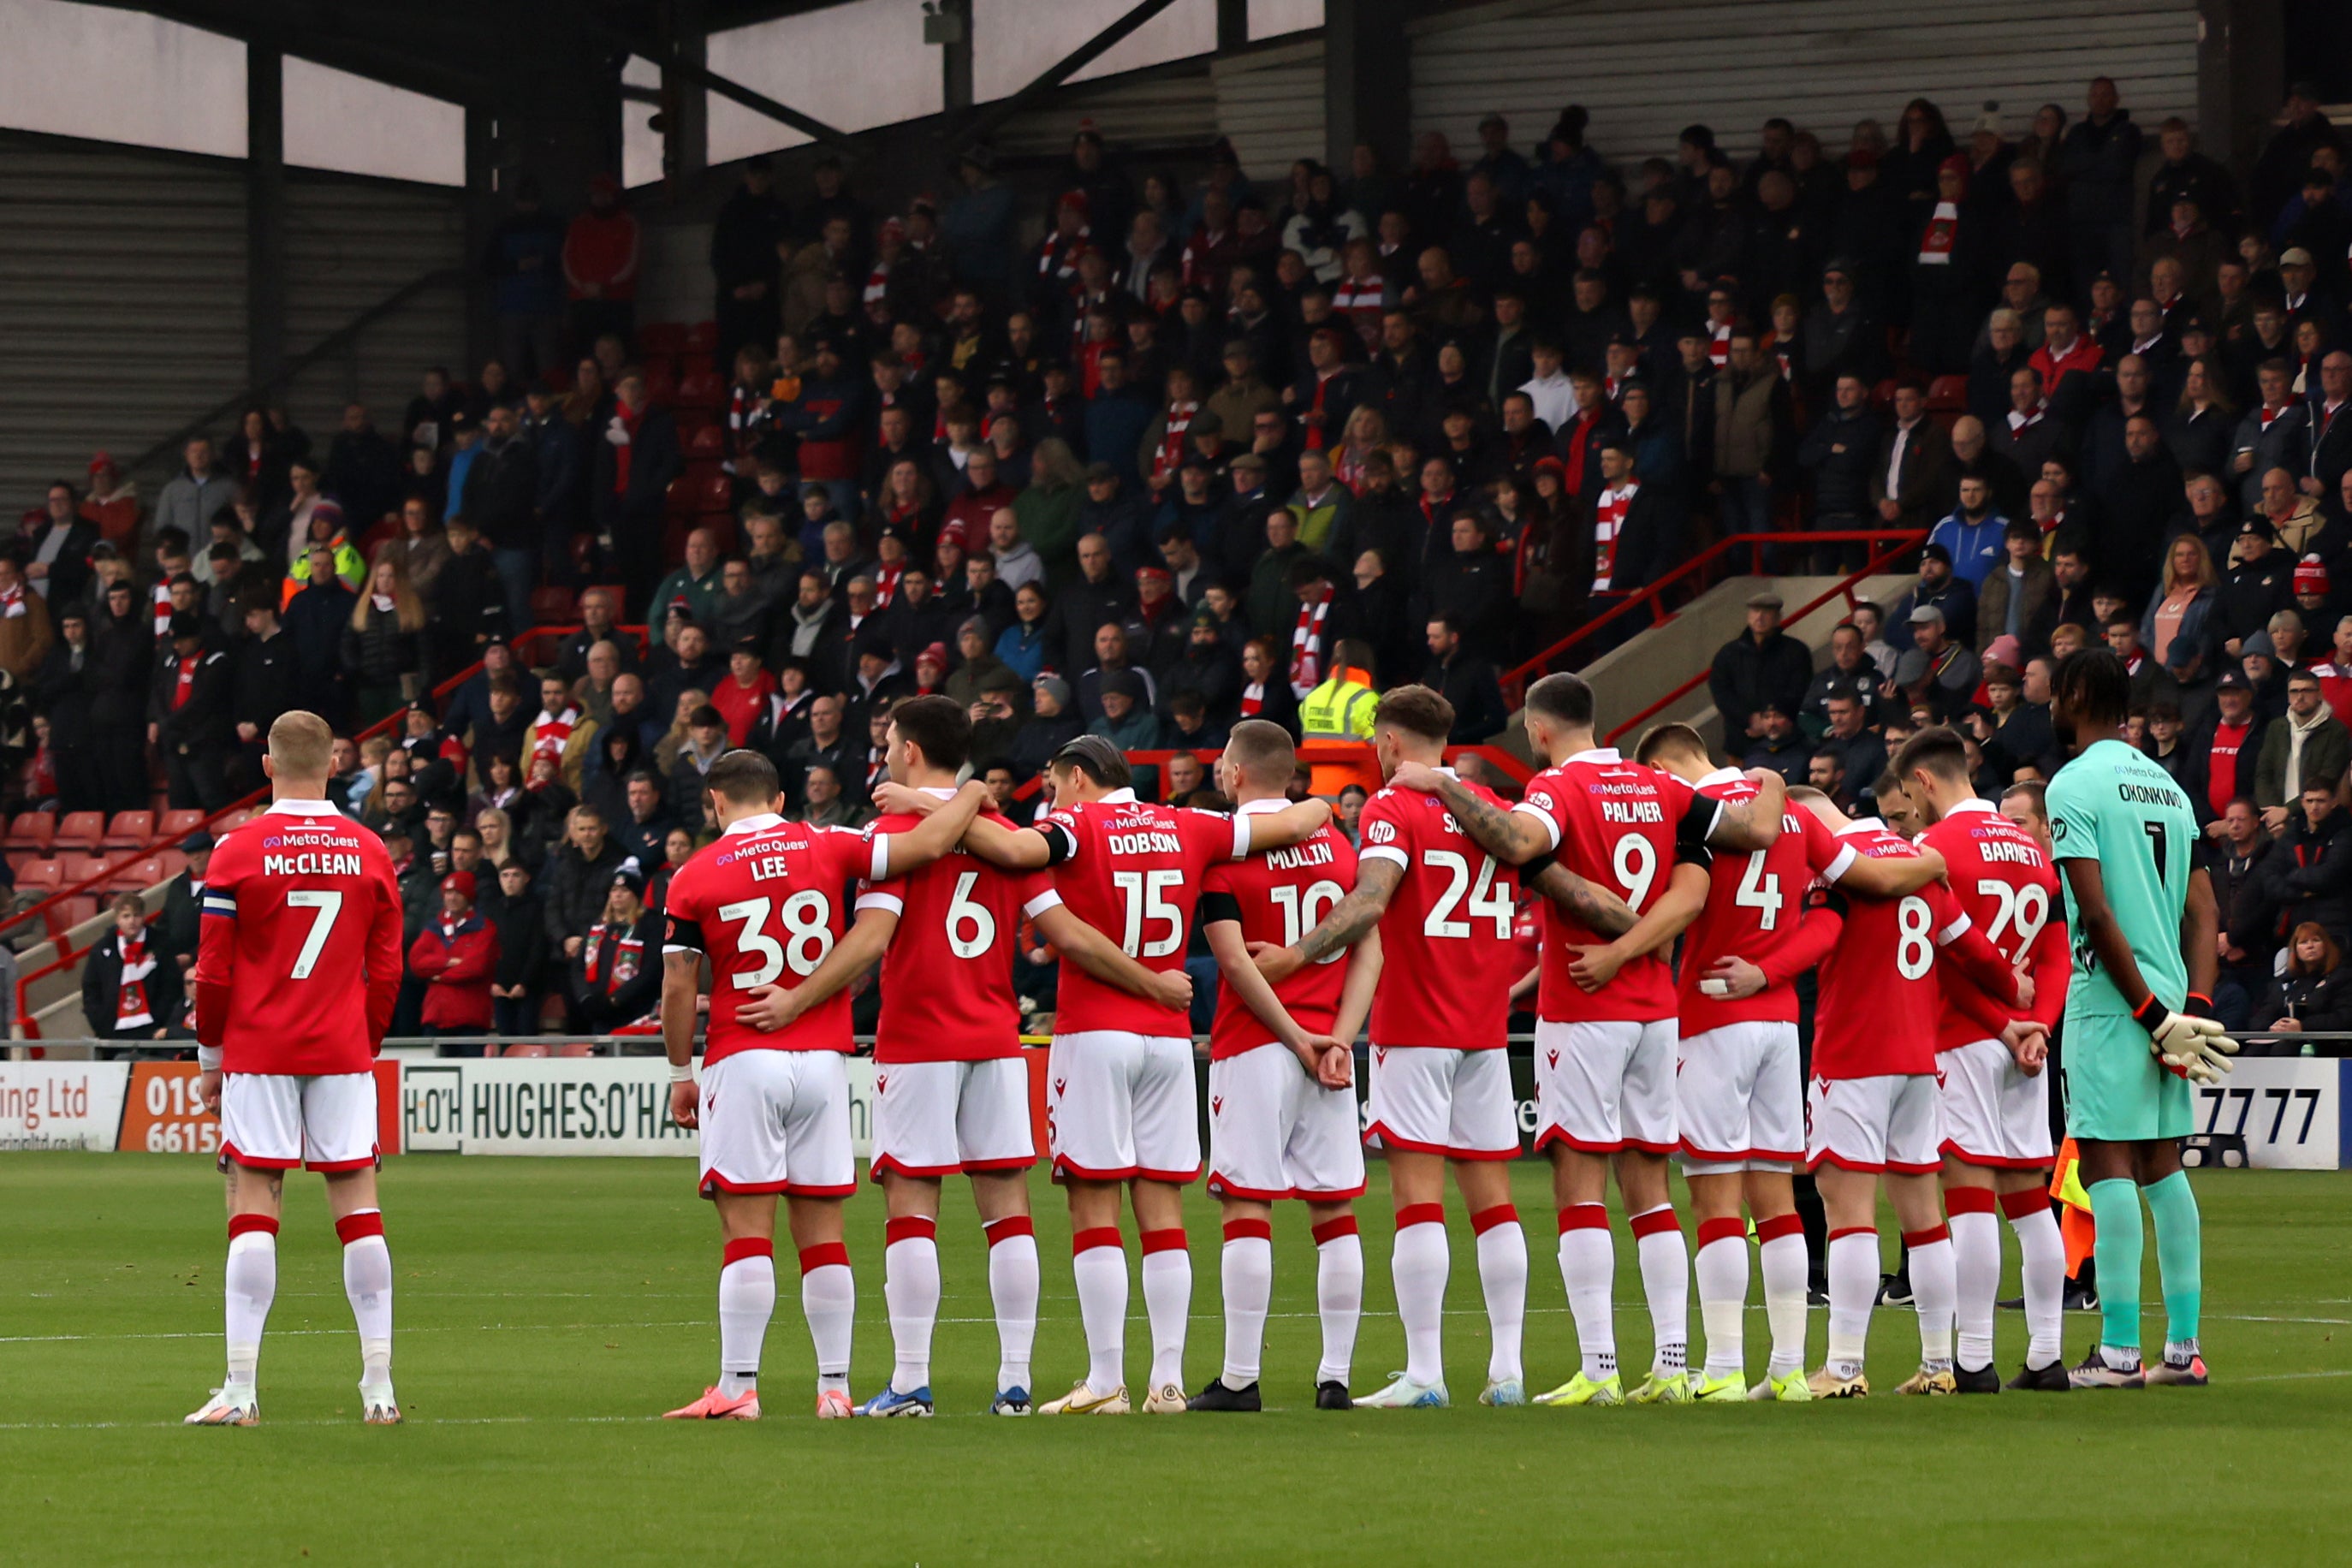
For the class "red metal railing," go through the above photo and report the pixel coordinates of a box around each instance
[1499,529,1926,704]
[11,622,644,1038]
[1600,533,1927,745]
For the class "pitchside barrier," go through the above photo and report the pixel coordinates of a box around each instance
[3,1043,2347,1170]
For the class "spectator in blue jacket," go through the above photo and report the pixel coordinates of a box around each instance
[1082,351,1155,491]
[1927,473,2010,589]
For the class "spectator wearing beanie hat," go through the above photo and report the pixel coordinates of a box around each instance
[410,870,499,1047]
[2293,553,2348,640]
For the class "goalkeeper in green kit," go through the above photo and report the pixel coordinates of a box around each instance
[2043,650,2236,1388]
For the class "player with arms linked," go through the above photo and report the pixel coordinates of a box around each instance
[2043,649,2235,1388]
[185,711,407,1428]
[657,748,988,1421]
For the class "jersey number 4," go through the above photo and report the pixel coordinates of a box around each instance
[716,894,834,986]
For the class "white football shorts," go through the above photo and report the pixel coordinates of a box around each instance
[1205,1042,1367,1201]
[1046,1030,1200,1183]
[869,1056,1036,1180]
[1936,1037,2054,1169]
[1363,1044,1518,1160]
[1807,1072,1943,1175]
[218,1072,379,1173]
[697,1048,855,1198]
[1676,1020,1804,1175]
[1532,1017,1678,1155]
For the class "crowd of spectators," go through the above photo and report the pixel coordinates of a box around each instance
[24,72,2352,1043]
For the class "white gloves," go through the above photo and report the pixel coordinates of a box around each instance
[2146,1012,2237,1084]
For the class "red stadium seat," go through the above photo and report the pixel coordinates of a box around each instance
[155,851,188,880]
[55,894,100,932]
[530,585,575,628]
[1927,375,1967,413]
[6,811,55,852]
[674,370,723,412]
[101,811,154,848]
[688,423,727,459]
[664,475,697,519]
[682,320,718,356]
[644,364,679,407]
[159,809,207,842]
[54,811,105,851]
[638,322,687,357]
[104,856,166,893]
[15,858,62,889]
[694,472,734,514]
[1872,377,1898,408]
[57,852,105,887]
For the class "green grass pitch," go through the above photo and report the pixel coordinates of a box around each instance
[3,1153,2349,1565]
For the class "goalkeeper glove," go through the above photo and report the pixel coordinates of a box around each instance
[2133,993,2237,1084]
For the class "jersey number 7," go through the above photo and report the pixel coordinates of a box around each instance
[287,890,342,979]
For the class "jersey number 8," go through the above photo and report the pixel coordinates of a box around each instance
[1895,895,1933,980]
[717,893,834,986]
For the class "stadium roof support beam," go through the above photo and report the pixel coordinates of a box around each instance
[664,0,711,182]
[956,0,1185,151]
[246,38,287,387]
[585,20,860,157]
[1326,0,1411,176]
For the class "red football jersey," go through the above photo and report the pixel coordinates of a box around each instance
[1807,822,1973,1078]
[1512,749,1721,1023]
[1677,769,1855,1036]
[662,812,884,1064]
[1200,806,1358,1060]
[1357,775,1522,1049]
[859,799,1057,1063]
[193,799,405,1076]
[1921,799,2072,1051]
[1038,789,1250,1035]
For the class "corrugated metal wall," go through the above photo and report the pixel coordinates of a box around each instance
[997,59,1221,161]
[0,132,464,514]
[1411,0,2201,167]
[1213,37,1326,179]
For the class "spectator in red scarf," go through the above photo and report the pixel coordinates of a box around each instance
[590,368,681,614]
[409,870,500,1048]
[82,894,184,1044]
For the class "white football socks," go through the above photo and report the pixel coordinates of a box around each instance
[1219,1221,1273,1389]
[799,1244,854,1393]
[335,1210,393,1389]
[1312,1216,1363,1387]
[1947,1192,2002,1371]
[1826,1227,1878,1380]
[1631,1205,1689,1377]
[1072,1227,1128,1394]
[1557,1203,1616,1380]
[1907,1226,1957,1372]
[1694,1219,1749,1379]
[223,1217,277,1394]
[1471,1206,1525,1385]
[984,1215,1039,1394]
[1390,1207,1449,1387]
[2005,1191,2065,1370]
[883,1218,941,1395]
[717,1239,775,1398]
[1756,1215,1809,1378]
[1140,1230,1191,1392]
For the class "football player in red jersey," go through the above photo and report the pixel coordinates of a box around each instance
[953,734,1332,1416]
[1391,673,1785,1407]
[1621,723,1945,1400]
[733,697,1191,1419]
[1892,727,2074,1393]
[1788,787,2023,1399]
[185,712,407,1428]
[657,749,987,1422]
[1191,721,1378,1412]
[1256,686,1642,1409]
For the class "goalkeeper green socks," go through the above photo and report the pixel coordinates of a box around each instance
[2088,1178,2143,1356]
[2141,1170,2202,1345]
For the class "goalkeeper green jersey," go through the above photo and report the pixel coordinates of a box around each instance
[2046,738,2197,1020]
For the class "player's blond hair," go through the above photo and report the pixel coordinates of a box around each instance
[267,710,335,779]
[1225,719,1295,787]
[1634,722,1709,767]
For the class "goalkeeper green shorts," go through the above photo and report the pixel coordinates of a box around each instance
[2062,1015,2194,1142]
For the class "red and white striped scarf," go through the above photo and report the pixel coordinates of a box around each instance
[582,925,644,991]
[532,705,579,763]
[1708,319,1734,367]
[2261,401,2291,431]
[1916,200,1959,264]
[1592,482,1638,591]
[151,582,171,638]
[116,935,155,1029]
[1239,681,1265,717]
[1333,275,1386,346]
[873,561,904,608]
[1290,589,1331,696]
[1154,401,1197,483]
[0,581,26,618]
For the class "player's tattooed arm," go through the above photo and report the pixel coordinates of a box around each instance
[1387,762,1551,862]
[660,951,704,1128]
[739,906,899,1033]
[1525,861,1638,935]
[1566,861,1708,991]
[1704,769,1787,851]
[1035,904,1195,1012]
[1256,856,1405,983]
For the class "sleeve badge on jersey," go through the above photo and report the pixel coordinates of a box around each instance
[1365,819,1398,845]
[2052,818,2068,841]
[1527,790,1553,811]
